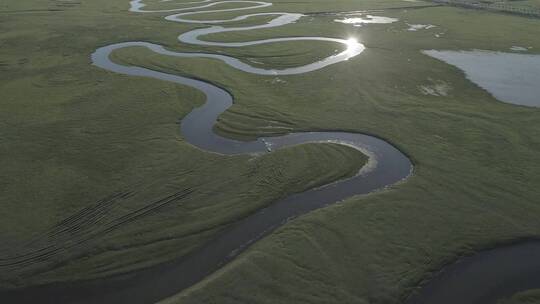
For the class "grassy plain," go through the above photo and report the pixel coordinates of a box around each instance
[0,0,368,288]
[2,0,540,304]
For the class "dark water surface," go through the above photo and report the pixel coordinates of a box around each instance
[406,241,540,304]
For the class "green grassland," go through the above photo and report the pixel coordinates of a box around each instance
[2,0,540,304]
[0,0,368,287]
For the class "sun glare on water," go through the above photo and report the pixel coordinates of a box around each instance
[344,37,362,57]
[346,37,358,46]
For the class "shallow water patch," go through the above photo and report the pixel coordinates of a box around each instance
[510,46,527,52]
[419,78,451,96]
[407,23,436,31]
[423,50,540,107]
[334,14,398,27]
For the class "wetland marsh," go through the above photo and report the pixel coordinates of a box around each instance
[1,0,540,303]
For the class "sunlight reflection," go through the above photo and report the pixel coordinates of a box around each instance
[347,37,359,46]
[344,37,362,58]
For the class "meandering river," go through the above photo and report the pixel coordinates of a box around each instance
[1,1,413,303]
[405,241,540,304]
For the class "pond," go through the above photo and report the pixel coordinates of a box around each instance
[423,50,540,107]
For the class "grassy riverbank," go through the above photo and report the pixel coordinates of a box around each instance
[2,0,540,303]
